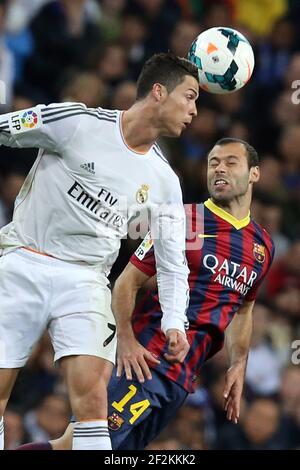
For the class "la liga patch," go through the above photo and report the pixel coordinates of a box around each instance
[9,107,42,134]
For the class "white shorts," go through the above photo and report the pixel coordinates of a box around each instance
[0,249,117,367]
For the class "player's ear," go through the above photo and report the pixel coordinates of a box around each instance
[152,83,167,102]
[249,166,260,183]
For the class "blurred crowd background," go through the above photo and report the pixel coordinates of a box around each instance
[0,0,300,450]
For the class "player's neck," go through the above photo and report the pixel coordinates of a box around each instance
[122,103,160,153]
[213,195,251,220]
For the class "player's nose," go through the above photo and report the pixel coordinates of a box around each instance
[190,102,197,117]
[215,163,227,173]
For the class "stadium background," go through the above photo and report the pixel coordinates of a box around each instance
[0,0,299,450]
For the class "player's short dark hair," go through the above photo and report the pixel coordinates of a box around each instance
[136,53,199,100]
[212,137,259,168]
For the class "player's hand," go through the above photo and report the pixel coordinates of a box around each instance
[116,334,160,383]
[223,362,246,424]
[164,329,190,364]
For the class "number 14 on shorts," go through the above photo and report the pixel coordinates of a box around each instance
[112,384,150,424]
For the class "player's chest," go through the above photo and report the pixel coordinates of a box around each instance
[64,140,164,207]
[187,229,267,295]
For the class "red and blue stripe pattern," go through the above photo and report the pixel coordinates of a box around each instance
[130,200,274,392]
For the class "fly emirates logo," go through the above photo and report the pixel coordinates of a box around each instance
[203,254,258,295]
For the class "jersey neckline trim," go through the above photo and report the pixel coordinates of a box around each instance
[116,111,153,157]
[204,198,250,230]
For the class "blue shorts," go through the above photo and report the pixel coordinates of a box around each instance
[107,368,188,450]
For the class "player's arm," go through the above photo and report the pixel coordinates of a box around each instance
[112,259,160,383]
[223,299,254,424]
[0,102,86,152]
[150,179,190,363]
[223,239,275,422]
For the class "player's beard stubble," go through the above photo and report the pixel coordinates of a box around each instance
[208,172,251,205]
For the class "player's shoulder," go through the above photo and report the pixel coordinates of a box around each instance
[249,218,275,255]
[151,142,180,181]
[42,103,118,125]
[152,142,169,165]
[41,102,87,114]
[78,105,118,125]
[92,106,118,123]
[152,142,171,170]
[250,218,273,243]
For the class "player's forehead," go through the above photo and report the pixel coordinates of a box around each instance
[208,143,247,161]
[174,75,199,97]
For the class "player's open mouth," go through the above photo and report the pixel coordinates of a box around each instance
[182,121,191,128]
[214,179,229,188]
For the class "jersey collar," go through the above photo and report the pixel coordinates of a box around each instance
[117,111,152,157]
[204,198,250,230]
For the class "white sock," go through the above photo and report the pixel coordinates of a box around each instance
[0,417,4,450]
[72,420,111,450]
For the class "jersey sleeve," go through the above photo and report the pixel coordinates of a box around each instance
[130,232,157,277]
[150,177,189,335]
[0,102,87,153]
[245,239,275,301]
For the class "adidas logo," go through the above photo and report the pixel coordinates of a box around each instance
[80,162,95,174]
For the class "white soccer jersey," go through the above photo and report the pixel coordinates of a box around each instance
[0,103,189,333]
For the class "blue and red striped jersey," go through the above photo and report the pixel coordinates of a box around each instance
[130,199,275,392]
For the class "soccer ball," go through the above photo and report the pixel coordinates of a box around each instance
[188,27,255,94]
